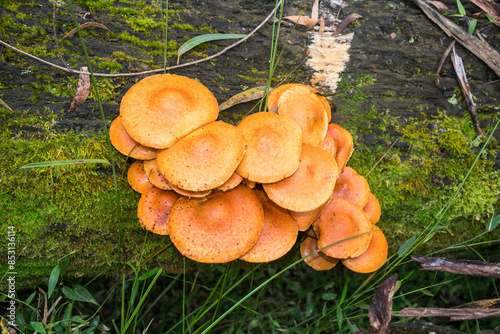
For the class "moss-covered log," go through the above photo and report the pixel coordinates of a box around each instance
[1,0,499,290]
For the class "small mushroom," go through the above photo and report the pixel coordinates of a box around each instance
[363,192,381,224]
[137,187,179,235]
[167,185,264,263]
[277,86,328,146]
[342,225,388,273]
[320,123,354,172]
[143,159,171,190]
[240,190,298,263]
[120,74,219,149]
[109,117,157,160]
[313,197,373,259]
[236,112,302,183]
[330,167,370,208]
[156,121,245,192]
[127,160,153,193]
[263,143,338,212]
[300,236,339,271]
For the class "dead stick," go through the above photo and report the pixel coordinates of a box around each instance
[412,255,500,278]
[414,0,500,78]
[395,307,500,321]
[436,40,455,85]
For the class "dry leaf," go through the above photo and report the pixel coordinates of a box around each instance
[218,86,268,112]
[69,67,90,111]
[62,22,112,40]
[319,17,325,35]
[368,274,398,333]
[283,16,318,29]
[335,13,362,36]
[311,0,320,22]
[428,1,449,10]
[0,98,13,111]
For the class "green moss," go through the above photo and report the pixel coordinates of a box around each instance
[97,60,124,72]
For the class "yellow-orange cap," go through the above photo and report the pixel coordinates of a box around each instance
[313,197,373,259]
[168,185,264,263]
[342,225,388,273]
[236,112,302,183]
[137,187,179,235]
[120,74,218,149]
[109,117,157,160]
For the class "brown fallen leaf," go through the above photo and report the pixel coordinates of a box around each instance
[395,307,500,321]
[335,13,362,36]
[283,0,320,29]
[283,15,318,29]
[62,22,112,40]
[318,17,325,35]
[0,97,13,111]
[69,67,90,111]
[412,255,499,277]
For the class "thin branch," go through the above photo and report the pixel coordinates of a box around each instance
[0,0,282,77]
[412,255,500,278]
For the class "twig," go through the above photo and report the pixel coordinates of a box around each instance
[412,255,500,278]
[395,307,500,321]
[365,138,399,178]
[436,40,455,85]
[0,0,282,78]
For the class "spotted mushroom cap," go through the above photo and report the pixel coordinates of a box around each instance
[109,117,157,160]
[156,121,245,192]
[236,112,302,183]
[300,236,339,271]
[342,225,388,273]
[167,185,264,263]
[240,190,298,263]
[120,74,219,149]
[137,187,179,235]
[277,86,328,146]
[313,197,373,259]
[263,143,338,212]
[127,160,153,193]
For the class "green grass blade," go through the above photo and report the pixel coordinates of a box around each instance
[177,33,246,63]
[456,0,466,16]
[122,269,163,333]
[486,214,500,232]
[21,159,111,169]
[48,265,60,299]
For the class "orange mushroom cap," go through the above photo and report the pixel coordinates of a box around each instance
[300,236,339,271]
[331,166,370,208]
[143,159,171,190]
[236,112,302,183]
[267,83,318,111]
[263,143,338,212]
[320,123,354,172]
[127,160,153,193]
[363,192,382,224]
[313,197,373,259]
[240,190,298,263]
[156,121,245,192]
[137,187,179,235]
[342,225,388,273]
[168,185,264,263]
[290,198,329,231]
[110,117,157,160]
[277,86,328,146]
[120,74,219,149]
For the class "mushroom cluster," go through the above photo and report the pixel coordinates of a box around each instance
[110,74,388,273]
